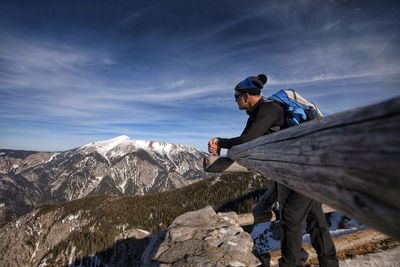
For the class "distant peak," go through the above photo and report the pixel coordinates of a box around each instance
[80,135,202,161]
[90,135,130,145]
[80,135,133,155]
[111,135,130,141]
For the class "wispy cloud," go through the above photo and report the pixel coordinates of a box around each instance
[117,5,156,28]
[0,33,238,152]
[0,0,399,152]
[269,68,400,87]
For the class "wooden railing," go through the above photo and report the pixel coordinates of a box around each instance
[204,96,400,239]
[236,204,335,226]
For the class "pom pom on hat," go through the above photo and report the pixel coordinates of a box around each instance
[257,74,267,85]
[235,74,268,95]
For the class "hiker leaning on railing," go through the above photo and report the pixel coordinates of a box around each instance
[208,73,338,267]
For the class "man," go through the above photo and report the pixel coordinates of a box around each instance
[208,74,338,267]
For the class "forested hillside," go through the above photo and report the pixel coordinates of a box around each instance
[1,173,271,264]
[39,172,271,233]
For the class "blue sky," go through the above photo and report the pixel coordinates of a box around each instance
[0,0,399,152]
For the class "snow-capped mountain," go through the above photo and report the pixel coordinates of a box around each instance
[81,135,200,162]
[0,135,207,227]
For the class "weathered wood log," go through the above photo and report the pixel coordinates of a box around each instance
[268,228,391,267]
[228,96,400,239]
[237,204,335,226]
[203,156,251,173]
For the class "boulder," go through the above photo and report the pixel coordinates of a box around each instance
[150,206,260,266]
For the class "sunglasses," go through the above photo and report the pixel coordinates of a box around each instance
[234,93,246,101]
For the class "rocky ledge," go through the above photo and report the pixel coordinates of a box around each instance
[144,206,260,266]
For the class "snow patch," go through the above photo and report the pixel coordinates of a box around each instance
[62,211,82,223]
[119,179,127,193]
[39,259,49,267]
[68,245,76,265]
[329,211,362,231]
[252,222,281,254]
[46,153,59,163]
[137,229,151,235]
[252,211,366,255]
[30,238,41,262]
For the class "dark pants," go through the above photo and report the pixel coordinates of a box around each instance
[278,190,339,267]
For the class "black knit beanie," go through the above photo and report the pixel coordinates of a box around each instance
[235,74,268,95]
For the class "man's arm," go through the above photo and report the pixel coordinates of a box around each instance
[218,102,281,149]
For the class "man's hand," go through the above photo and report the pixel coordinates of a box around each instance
[208,137,220,156]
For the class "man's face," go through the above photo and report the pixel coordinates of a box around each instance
[235,91,248,110]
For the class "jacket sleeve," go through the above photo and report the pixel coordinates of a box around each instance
[218,102,281,149]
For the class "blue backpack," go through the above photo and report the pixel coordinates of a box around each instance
[268,89,323,127]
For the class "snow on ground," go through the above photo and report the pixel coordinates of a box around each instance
[339,246,400,267]
[62,211,82,223]
[68,245,76,266]
[45,152,59,163]
[252,221,281,253]
[137,229,151,235]
[251,211,366,255]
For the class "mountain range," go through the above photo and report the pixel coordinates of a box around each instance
[0,135,207,227]
[0,172,269,266]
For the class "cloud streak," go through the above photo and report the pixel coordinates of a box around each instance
[0,0,399,152]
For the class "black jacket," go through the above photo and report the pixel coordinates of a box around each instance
[218,98,285,149]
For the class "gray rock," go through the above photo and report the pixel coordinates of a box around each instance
[152,206,260,267]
